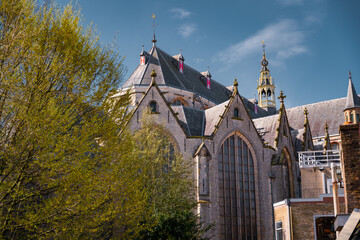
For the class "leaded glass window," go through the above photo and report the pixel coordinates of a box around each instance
[219,134,257,240]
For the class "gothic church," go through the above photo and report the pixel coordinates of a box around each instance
[113,36,355,239]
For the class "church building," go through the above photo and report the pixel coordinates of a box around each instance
[113,36,356,239]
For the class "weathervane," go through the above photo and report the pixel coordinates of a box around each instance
[152,13,157,43]
[261,41,266,53]
[349,70,352,79]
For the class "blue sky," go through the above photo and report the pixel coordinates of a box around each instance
[56,0,359,108]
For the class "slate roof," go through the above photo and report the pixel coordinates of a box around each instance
[254,97,348,151]
[173,106,205,136]
[253,114,279,147]
[122,45,231,104]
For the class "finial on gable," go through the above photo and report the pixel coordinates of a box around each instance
[151,69,157,78]
[233,78,238,94]
[304,107,309,118]
[278,90,286,104]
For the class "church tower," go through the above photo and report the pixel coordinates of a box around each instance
[257,42,276,113]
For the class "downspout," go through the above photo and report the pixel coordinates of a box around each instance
[269,172,275,240]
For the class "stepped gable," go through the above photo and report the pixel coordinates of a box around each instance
[122,45,231,104]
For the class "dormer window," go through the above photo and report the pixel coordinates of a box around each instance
[149,101,158,113]
[234,108,239,118]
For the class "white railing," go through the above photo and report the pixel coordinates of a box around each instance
[298,150,341,169]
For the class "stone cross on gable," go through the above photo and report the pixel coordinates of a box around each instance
[278,90,286,103]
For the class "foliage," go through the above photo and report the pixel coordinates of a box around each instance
[136,210,211,240]
[0,0,143,238]
[0,0,204,239]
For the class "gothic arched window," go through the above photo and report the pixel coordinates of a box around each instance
[234,108,239,118]
[218,134,257,239]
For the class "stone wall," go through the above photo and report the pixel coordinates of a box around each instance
[339,123,360,213]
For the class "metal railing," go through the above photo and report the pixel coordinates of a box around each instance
[298,150,341,169]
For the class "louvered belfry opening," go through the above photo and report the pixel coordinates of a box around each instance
[218,134,257,240]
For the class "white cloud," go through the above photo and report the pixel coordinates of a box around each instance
[178,24,196,38]
[214,19,307,67]
[170,8,191,19]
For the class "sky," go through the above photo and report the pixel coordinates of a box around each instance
[55,0,360,108]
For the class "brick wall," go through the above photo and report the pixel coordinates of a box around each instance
[339,123,360,213]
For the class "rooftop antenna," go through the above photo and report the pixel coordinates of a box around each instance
[261,41,266,53]
[152,13,157,44]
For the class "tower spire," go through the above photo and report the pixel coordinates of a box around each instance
[257,41,275,112]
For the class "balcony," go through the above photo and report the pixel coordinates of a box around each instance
[298,150,341,169]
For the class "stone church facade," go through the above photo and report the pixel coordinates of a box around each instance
[113,38,355,239]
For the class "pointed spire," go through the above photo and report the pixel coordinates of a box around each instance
[344,70,360,111]
[324,122,330,150]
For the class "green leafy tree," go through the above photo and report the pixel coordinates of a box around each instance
[128,114,210,239]
[0,0,149,238]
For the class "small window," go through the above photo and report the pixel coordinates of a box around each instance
[350,113,354,122]
[149,101,157,113]
[234,108,239,118]
[331,142,339,150]
[357,113,360,123]
[275,221,283,240]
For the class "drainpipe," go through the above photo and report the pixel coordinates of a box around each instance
[269,172,275,240]
[331,163,340,238]
[331,163,340,215]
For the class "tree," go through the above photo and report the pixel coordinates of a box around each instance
[0,0,146,238]
[0,1,206,239]
[127,114,210,240]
